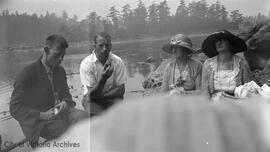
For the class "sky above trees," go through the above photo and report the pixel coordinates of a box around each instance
[0,0,269,21]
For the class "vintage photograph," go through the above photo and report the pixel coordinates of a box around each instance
[0,0,270,151]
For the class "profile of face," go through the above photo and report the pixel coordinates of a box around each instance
[215,38,231,53]
[45,45,66,67]
[172,46,188,58]
[95,35,112,64]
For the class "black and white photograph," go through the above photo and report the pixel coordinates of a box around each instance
[0,0,270,151]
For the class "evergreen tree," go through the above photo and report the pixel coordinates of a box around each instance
[220,5,228,22]
[121,4,133,36]
[62,10,68,22]
[189,0,208,19]
[157,1,170,23]
[208,1,220,21]
[88,12,98,40]
[157,0,171,33]
[175,0,189,33]
[148,2,158,34]
[133,0,148,35]
[122,4,133,26]
[176,0,188,18]
[230,10,243,28]
[108,6,120,37]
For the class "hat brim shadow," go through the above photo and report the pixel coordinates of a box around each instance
[162,44,195,55]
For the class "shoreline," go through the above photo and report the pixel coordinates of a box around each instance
[0,32,211,54]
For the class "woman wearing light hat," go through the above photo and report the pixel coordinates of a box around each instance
[201,30,252,99]
[161,34,202,93]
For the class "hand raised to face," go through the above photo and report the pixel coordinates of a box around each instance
[102,60,114,80]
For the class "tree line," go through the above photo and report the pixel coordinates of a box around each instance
[0,0,269,46]
[93,0,269,39]
[0,10,88,46]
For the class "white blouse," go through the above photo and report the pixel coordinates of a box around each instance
[210,56,241,92]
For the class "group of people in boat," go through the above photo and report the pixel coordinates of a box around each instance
[8,27,270,148]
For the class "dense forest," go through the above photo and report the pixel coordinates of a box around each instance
[0,0,269,47]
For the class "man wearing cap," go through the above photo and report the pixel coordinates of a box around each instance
[9,34,89,148]
[80,31,127,115]
[201,30,252,99]
[161,34,202,93]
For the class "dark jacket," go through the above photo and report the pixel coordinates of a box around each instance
[9,57,76,142]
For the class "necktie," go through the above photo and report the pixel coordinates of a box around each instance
[48,70,60,105]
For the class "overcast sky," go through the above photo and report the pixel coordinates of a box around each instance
[0,0,269,20]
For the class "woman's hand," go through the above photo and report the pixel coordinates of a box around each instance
[182,79,195,91]
[175,78,184,87]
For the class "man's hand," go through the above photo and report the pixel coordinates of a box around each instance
[89,60,114,99]
[101,61,114,80]
[40,109,55,120]
[54,101,69,114]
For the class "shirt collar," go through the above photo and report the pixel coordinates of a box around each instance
[92,50,98,63]
[41,55,52,74]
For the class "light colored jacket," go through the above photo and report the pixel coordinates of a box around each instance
[201,55,252,97]
[161,58,202,92]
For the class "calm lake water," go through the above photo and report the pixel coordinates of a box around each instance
[0,35,206,151]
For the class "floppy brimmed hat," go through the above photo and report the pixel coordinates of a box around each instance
[162,34,195,54]
[202,30,247,58]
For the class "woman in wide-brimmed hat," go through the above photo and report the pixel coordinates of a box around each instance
[201,30,252,99]
[161,34,202,93]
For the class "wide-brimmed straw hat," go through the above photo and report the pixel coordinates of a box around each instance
[202,30,247,58]
[162,34,195,54]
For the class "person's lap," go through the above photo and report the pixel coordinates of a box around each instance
[30,117,68,148]
[67,107,90,124]
[81,96,122,116]
[40,118,68,140]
